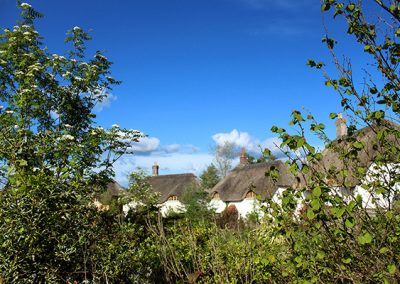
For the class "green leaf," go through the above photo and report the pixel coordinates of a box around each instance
[358,232,373,245]
[345,218,355,228]
[352,141,364,149]
[379,247,389,254]
[364,45,371,51]
[329,112,338,119]
[312,186,321,197]
[335,207,346,218]
[321,3,331,11]
[307,59,316,67]
[388,264,396,275]
[311,199,321,210]
[346,4,355,11]
[341,257,351,264]
[370,86,378,94]
[307,209,315,219]
[18,159,28,166]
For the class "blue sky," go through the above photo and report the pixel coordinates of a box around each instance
[1,0,378,185]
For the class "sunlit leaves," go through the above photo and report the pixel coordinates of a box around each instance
[358,232,373,245]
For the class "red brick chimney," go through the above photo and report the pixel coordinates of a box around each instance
[240,147,247,165]
[336,113,348,138]
[152,161,159,176]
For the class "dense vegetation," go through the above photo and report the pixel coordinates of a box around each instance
[1,0,400,283]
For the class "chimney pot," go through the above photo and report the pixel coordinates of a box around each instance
[152,161,159,176]
[336,113,348,138]
[240,147,248,165]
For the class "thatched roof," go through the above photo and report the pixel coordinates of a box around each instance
[211,160,298,202]
[148,173,198,203]
[311,122,400,187]
[96,181,126,205]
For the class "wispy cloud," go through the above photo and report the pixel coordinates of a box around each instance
[245,19,310,37]
[237,0,318,10]
[94,91,117,112]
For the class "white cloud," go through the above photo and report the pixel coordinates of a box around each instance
[112,130,286,186]
[130,137,160,153]
[212,129,282,157]
[94,91,117,112]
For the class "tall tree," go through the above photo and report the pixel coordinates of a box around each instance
[199,163,220,189]
[0,3,142,282]
[212,141,236,178]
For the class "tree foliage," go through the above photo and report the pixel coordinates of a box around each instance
[199,163,220,189]
[0,3,144,282]
[212,141,236,178]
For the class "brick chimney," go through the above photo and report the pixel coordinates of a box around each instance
[240,147,248,165]
[336,113,348,138]
[152,161,159,176]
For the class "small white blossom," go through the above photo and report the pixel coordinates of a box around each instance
[112,124,120,128]
[61,134,75,141]
[73,26,80,32]
[6,110,14,114]
[32,167,39,172]
[23,32,30,36]
[64,124,72,128]
[20,3,32,9]
[22,25,30,29]
[14,125,19,129]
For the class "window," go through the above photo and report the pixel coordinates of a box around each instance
[212,192,220,200]
[245,191,256,199]
[168,195,178,201]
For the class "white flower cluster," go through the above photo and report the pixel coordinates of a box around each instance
[60,134,75,141]
[91,127,104,136]
[20,3,32,9]
[73,26,81,32]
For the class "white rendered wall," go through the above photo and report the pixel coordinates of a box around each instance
[353,163,400,209]
[227,199,263,219]
[159,200,186,217]
[209,199,226,214]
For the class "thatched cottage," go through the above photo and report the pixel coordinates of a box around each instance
[148,162,199,216]
[94,181,125,211]
[308,115,400,209]
[209,150,300,218]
